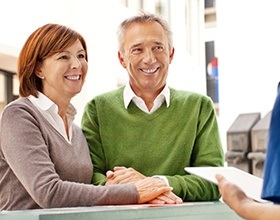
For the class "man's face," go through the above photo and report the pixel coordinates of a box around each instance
[118,21,174,96]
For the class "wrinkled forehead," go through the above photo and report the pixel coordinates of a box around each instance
[123,22,169,49]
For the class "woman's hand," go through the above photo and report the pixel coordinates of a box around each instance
[134,177,174,204]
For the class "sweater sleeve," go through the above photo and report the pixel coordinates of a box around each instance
[0,102,138,208]
[167,96,224,201]
[81,100,107,185]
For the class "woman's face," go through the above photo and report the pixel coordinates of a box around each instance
[37,39,88,103]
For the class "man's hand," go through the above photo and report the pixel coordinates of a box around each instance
[106,166,145,185]
[106,166,183,204]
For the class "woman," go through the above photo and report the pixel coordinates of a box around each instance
[0,23,172,211]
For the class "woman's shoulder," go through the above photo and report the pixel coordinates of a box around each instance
[5,97,31,107]
[1,97,37,119]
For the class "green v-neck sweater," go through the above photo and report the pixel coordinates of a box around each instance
[82,86,224,201]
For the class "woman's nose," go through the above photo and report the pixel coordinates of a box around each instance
[71,57,82,69]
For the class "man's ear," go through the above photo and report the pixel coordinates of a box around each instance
[169,48,175,64]
[118,51,126,68]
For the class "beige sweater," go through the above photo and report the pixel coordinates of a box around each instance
[0,98,137,210]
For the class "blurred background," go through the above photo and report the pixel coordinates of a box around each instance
[1,0,279,165]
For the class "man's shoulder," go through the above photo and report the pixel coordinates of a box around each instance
[170,87,211,102]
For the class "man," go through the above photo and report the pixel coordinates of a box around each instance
[82,11,224,203]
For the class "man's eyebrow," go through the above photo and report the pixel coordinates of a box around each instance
[130,43,142,48]
[130,41,163,48]
[154,41,164,46]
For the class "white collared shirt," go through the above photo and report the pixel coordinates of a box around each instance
[28,92,76,143]
[124,83,170,114]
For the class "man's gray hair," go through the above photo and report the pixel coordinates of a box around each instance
[117,11,173,54]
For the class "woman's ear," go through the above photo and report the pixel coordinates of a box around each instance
[35,69,45,79]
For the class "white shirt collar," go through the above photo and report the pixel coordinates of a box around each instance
[123,83,170,109]
[28,92,77,118]
[28,92,76,143]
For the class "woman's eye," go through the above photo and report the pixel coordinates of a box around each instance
[59,55,69,60]
[78,54,86,59]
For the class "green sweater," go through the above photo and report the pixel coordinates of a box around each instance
[81,86,224,201]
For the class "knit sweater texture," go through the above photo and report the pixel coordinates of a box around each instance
[82,86,224,201]
[0,98,137,211]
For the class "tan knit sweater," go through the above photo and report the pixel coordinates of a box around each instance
[0,98,137,210]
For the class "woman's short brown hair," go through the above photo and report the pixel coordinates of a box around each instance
[17,23,88,97]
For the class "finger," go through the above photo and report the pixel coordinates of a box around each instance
[113,166,127,171]
[115,172,142,184]
[157,186,173,195]
[215,173,224,182]
[157,191,183,204]
[148,198,166,204]
[109,172,134,184]
[106,170,114,178]
[154,194,175,204]
[164,192,183,204]
[111,169,129,177]
[216,174,230,189]
[105,178,114,186]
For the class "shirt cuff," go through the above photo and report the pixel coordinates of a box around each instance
[152,175,169,185]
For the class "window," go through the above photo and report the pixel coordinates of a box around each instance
[0,69,18,113]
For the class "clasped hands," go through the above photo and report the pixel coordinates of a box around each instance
[106,166,183,204]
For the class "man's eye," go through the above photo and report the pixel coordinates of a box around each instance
[155,46,164,51]
[131,48,142,54]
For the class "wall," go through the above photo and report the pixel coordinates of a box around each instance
[0,0,206,128]
[0,0,134,122]
[1,0,280,159]
[216,0,280,146]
